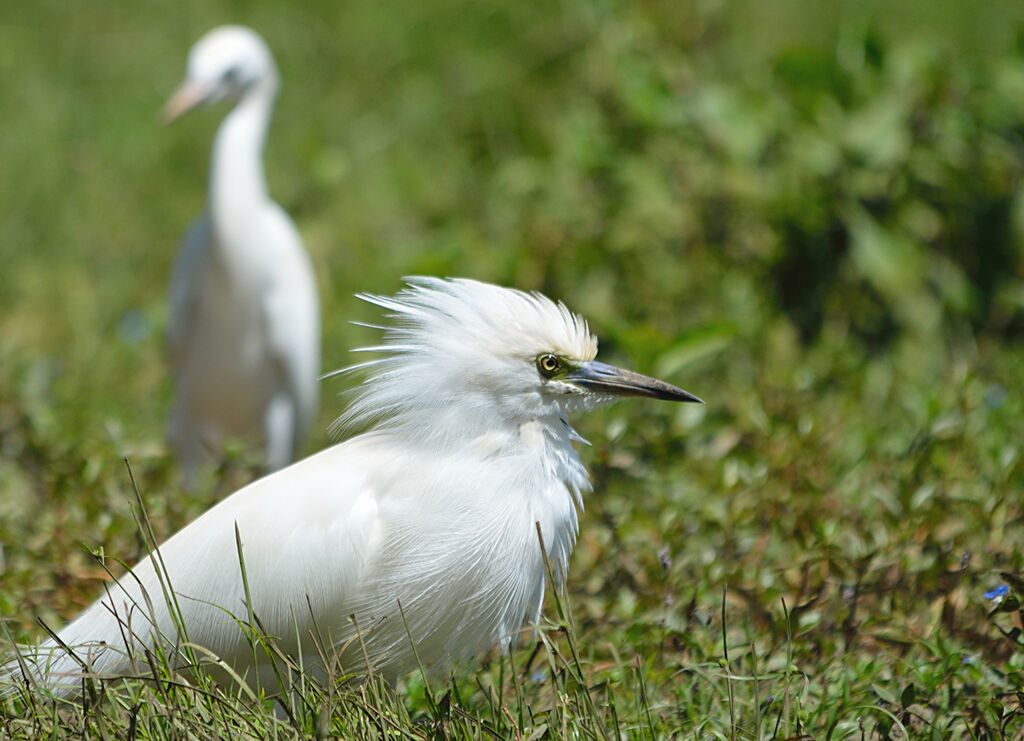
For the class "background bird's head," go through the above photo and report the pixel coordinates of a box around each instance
[333,277,700,443]
[162,25,278,122]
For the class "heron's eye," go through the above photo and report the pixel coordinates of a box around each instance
[223,65,244,86]
[537,354,561,378]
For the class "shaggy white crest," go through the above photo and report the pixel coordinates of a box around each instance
[2,278,699,701]
[335,277,601,442]
[163,25,320,488]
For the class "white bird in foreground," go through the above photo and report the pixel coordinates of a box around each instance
[5,278,701,699]
[163,26,320,487]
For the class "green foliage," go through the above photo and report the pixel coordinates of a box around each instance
[3,0,1024,737]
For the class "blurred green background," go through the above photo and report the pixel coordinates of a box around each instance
[3,0,1024,734]
[2,1,1024,431]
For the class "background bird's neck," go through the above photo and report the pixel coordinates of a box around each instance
[208,83,276,230]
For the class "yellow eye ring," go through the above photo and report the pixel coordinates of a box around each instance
[537,354,561,378]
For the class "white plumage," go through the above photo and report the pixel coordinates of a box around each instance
[164,26,320,487]
[5,278,700,698]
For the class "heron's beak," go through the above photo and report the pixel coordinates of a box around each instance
[161,80,214,124]
[567,361,703,403]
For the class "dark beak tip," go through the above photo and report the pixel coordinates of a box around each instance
[672,389,704,404]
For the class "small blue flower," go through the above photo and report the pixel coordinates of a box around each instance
[984,584,1009,602]
[117,309,152,345]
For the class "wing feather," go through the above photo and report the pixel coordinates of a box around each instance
[166,217,213,365]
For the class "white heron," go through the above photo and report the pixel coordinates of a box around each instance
[5,278,701,699]
[163,26,320,488]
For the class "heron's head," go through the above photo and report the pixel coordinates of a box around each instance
[335,278,701,440]
[162,25,278,123]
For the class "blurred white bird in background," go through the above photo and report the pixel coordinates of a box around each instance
[163,26,320,488]
[5,278,701,698]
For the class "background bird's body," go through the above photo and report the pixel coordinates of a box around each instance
[167,203,319,480]
[7,278,697,699]
[165,26,320,486]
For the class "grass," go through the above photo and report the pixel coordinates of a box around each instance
[3,0,1024,737]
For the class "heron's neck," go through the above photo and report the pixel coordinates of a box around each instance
[459,413,591,502]
[208,81,277,231]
